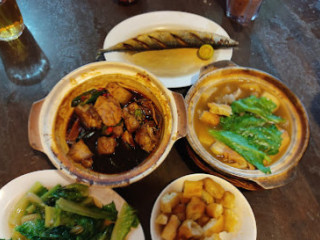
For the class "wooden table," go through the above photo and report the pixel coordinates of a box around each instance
[0,0,319,239]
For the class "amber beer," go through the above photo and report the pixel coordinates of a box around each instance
[0,0,24,41]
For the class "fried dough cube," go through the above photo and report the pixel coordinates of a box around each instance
[221,191,235,209]
[223,209,238,232]
[261,91,280,112]
[106,82,132,105]
[160,192,180,214]
[279,130,290,153]
[197,130,215,147]
[183,180,204,198]
[206,203,224,219]
[199,111,220,126]
[203,216,224,236]
[172,203,186,222]
[155,213,168,225]
[210,141,248,169]
[186,197,206,220]
[161,215,180,240]
[201,190,214,204]
[203,178,225,200]
[208,102,232,116]
[68,139,93,162]
[178,219,204,239]
[197,214,210,227]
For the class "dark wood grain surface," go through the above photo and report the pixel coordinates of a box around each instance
[0,0,319,239]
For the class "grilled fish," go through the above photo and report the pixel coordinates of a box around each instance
[98,30,239,56]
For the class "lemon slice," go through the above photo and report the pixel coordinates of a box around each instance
[198,44,214,60]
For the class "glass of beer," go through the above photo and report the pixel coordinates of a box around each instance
[226,0,264,25]
[0,0,24,41]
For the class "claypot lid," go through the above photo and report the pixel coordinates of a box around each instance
[28,62,187,187]
[186,61,310,189]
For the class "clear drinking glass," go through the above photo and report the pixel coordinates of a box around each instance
[0,0,25,41]
[226,0,264,25]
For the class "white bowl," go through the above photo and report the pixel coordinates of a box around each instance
[150,173,256,240]
[0,170,144,239]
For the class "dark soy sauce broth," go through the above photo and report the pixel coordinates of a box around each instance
[66,89,161,174]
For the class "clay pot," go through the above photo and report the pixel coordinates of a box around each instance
[28,62,187,187]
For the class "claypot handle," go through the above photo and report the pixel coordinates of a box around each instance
[252,167,298,189]
[172,91,187,140]
[28,99,45,152]
[199,60,238,79]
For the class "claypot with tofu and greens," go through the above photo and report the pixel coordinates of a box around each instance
[28,62,187,187]
[186,63,309,189]
[66,82,162,174]
[193,80,290,174]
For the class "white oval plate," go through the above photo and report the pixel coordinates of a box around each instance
[150,173,256,240]
[0,170,144,239]
[103,11,233,88]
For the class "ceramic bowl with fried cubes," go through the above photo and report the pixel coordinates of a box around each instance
[150,173,256,240]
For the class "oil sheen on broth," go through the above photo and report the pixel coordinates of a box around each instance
[193,79,291,168]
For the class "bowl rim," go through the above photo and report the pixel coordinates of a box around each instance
[185,64,310,189]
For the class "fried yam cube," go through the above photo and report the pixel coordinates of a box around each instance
[186,197,206,220]
[199,111,220,126]
[203,178,225,200]
[208,102,232,116]
[221,191,235,209]
[203,216,224,236]
[160,192,180,214]
[121,130,135,147]
[155,213,168,225]
[106,82,132,105]
[183,180,204,199]
[123,102,141,133]
[223,209,238,232]
[178,219,203,239]
[135,121,160,152]
[68,139,93,162]
[97,136,117,155]
[206,203,224,219]
[94,95,122,126]
[112,121,124,138]
[161,215,180,240]
[74,104,102,129]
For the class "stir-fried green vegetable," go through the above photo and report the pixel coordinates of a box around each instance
[7,182,139,240]
[71,89,107,107]
[209,96,285,174]
[231,95,284,124]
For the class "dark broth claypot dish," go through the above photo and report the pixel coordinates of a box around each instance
[186,61,309,189]
[28,62,187,187]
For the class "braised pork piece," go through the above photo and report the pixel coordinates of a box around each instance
[66,82,162,174]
